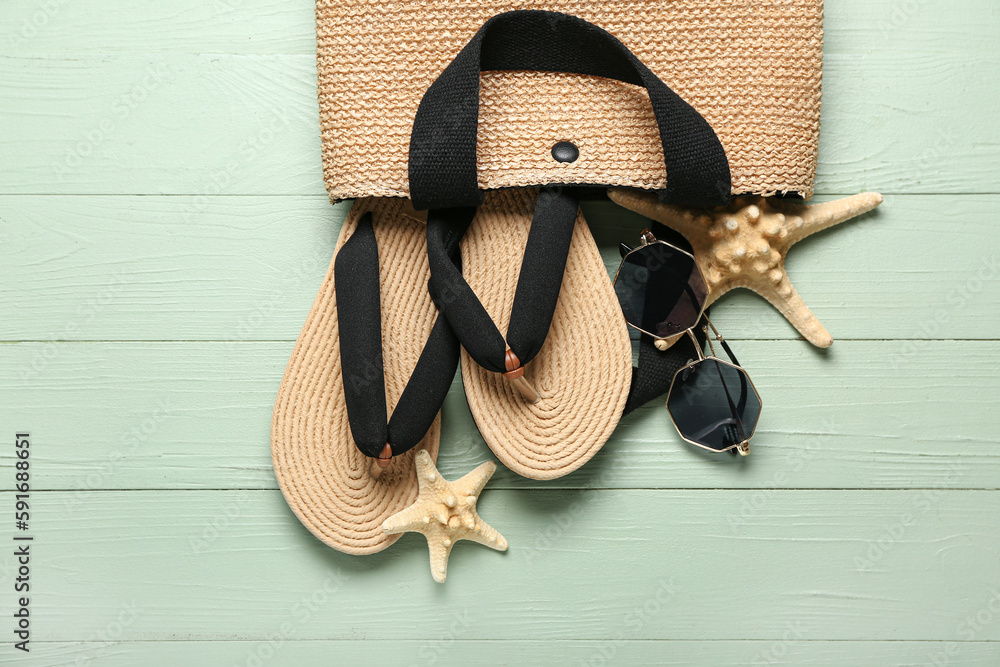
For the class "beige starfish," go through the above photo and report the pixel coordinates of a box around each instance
[609,190,884,348]
[382,450,507,583]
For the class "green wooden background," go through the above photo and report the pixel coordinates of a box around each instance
[2,0,999,665]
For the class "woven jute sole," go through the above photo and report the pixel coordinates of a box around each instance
[461,190,633,479]
[317,0,824,201]
[271,198,442,555]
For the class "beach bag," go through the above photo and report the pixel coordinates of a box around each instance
[316,0,824,202]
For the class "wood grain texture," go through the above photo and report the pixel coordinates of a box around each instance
[0,54,325,196]
[7,641,1000,667]
[1,195,997,342]
[1,0,998,663]
[0,195,342,342]
[0,340,997,491]
[0,0,317,55]
[4,489,999,643]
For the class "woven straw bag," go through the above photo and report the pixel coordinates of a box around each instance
[317,0,825,202]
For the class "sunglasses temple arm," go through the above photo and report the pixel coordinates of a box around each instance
[720,336,750,416]
[709,322,748,413]
[711,357,748,441]
[703,314,742,367]
[702,316,750,444]
[719,339,741,367]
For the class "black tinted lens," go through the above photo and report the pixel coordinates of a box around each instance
[667,359,761,451]
[614,243,707,338]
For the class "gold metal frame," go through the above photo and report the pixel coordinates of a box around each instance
[611,229,709,349]
[664,324,763,456]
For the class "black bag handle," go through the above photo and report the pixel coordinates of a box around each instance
[408,10,731,211]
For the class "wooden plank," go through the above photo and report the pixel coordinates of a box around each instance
[5,489,998,642]
[3,0,998,58]
[0,0,315,55]
[0,47,996,195]
[5,640,1000,666]
[1,340,997,491]
[0,195,342,342]
[0,54,326,196]
[1,195,997,342]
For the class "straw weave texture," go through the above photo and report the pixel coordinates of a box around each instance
[316,1,824,201]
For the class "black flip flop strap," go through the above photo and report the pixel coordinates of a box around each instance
[408,9,731,211]
[427,187,579,374]
[334,213,461,458]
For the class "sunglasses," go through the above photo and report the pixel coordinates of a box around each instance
[614,230,762,456]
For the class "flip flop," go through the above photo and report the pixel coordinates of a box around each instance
[272,198,460,554]
[427,188,633,479]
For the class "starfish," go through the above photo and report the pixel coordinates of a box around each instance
[382,450,507,583]
[609,190,884,348]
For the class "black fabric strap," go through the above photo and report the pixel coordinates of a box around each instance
[624,330,703,415]
[426,188,579,374]
[334,213,461,458]
[408,9,731,211]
